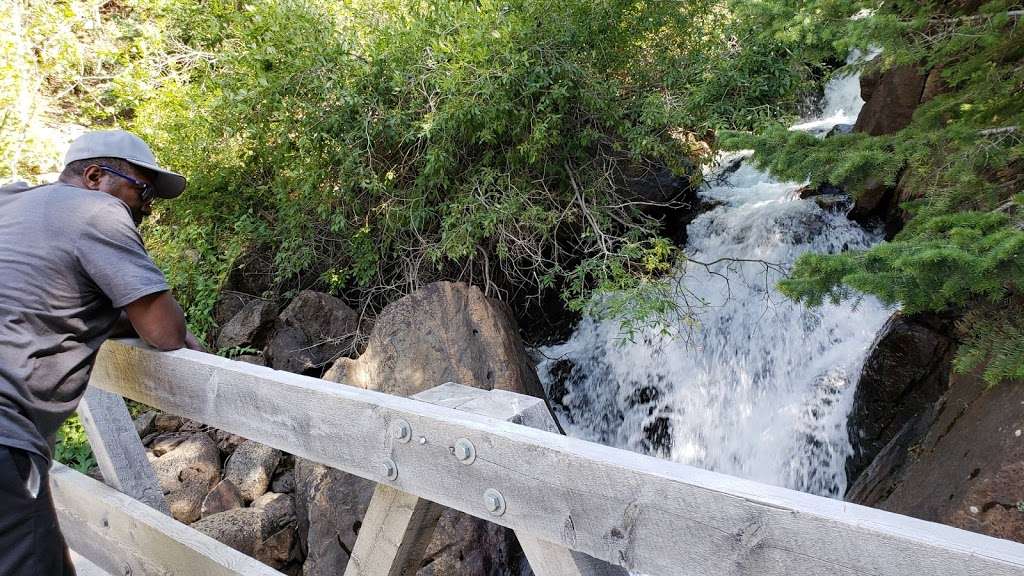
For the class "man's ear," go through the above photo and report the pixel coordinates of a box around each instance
[81,164,104,190]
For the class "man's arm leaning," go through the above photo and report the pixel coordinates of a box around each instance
[123,291,188,351]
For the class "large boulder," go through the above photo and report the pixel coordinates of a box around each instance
[849,367,1024,542]
[293,458,376,576]
[201,479,244,518]
[192,494,295,566]
[224,440,282,503]
[264,290,360,375]
[301,281,547,575]
[216,299,279,351]
[418,509,522,576]
[325,281,544,399]
[853,64,928,136]
[845,312,955,486]
[151,434,222,524]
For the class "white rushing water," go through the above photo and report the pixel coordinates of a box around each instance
[537,62,891,498]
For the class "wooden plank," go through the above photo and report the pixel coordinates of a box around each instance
[344,484,445,576]
[70,550,113,576]
[51,462,281,576]
[89,339,1024,576]
[77,386,170,514]
[419,384,627,576]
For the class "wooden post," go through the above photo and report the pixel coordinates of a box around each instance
[77,386,169,514]
[346,383,627,576]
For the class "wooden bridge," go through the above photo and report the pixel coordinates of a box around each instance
[57,339,1024,576]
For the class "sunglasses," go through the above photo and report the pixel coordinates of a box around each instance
[99,165,156,203]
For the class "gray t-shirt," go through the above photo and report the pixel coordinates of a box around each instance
[0,181,169,459]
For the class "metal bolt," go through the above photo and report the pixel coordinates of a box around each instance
[454,438,476,464]
[382,458,399,481]
[483,488,506,516]
[391,419,412,443]
[418,436,427,445]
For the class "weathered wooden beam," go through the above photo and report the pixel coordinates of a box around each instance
[77,386,169,514]
[51,463,281,576]
[89,339,1024,576]
[416,384,627,576]
[70,550,113,576]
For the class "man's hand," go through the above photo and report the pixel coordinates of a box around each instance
[124,291,187,351]
[184,331,207,352]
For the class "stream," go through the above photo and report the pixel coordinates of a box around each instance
[537,57,891,498]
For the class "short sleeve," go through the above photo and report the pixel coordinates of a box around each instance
[75,202,169,308]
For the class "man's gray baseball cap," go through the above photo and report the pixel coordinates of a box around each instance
[64,130,186,199]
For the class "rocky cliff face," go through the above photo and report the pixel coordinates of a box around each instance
[848,364,1024,542]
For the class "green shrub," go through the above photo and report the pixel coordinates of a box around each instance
[134,0,838,333]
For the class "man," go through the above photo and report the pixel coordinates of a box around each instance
[0,130,202,575]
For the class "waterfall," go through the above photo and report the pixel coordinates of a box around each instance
[537,59,891,499]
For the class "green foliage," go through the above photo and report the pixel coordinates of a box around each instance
[733,0,1024,383]
[54,414,96,473]
[128,0,836,331]
[0,0,167,180]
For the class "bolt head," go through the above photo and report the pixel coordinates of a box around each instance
[483,488,506,516]
[382,458,399,481]
[454,438,476,464]
[391,420,412,443]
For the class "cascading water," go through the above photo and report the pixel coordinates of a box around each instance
[537,60,891,499]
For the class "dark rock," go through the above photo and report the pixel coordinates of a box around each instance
[825,123,854,138]
[152,434,222,524]
[544,358,575,412]
[201,479,244,518]
[920,65,950,104]
[253,492,296,531]
[850,366,1024,542]
[221,247,277,300]
[149,432,189,456]
[216,299,279,351]
[418,509,522,576]
[796,182,845,199]
[134,411,157,438]
[845,312,956,487]
[271,469,295,494]
[234,354,266,366]
[293,458,375,576]
[213,429,247,456]
[213,291,257,333]
[256,526,297,569]
[178,418,206,434]
[224,440,282,503]
[626,386,660,407]
[265,290,359,375]
[846,175,895,227]
[854,64,928,136]
[624,160,702,247]
[813,194,853,212]
[325,282,546,400]
[642,415,672,454]
[152,413,183,433]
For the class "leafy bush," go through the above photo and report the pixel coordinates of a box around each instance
[54,414,97,473]
[129,0,840,337]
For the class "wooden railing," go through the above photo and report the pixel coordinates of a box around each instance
[53,339,1024,576]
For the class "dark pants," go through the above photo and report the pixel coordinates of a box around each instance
[0,445,75,576]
